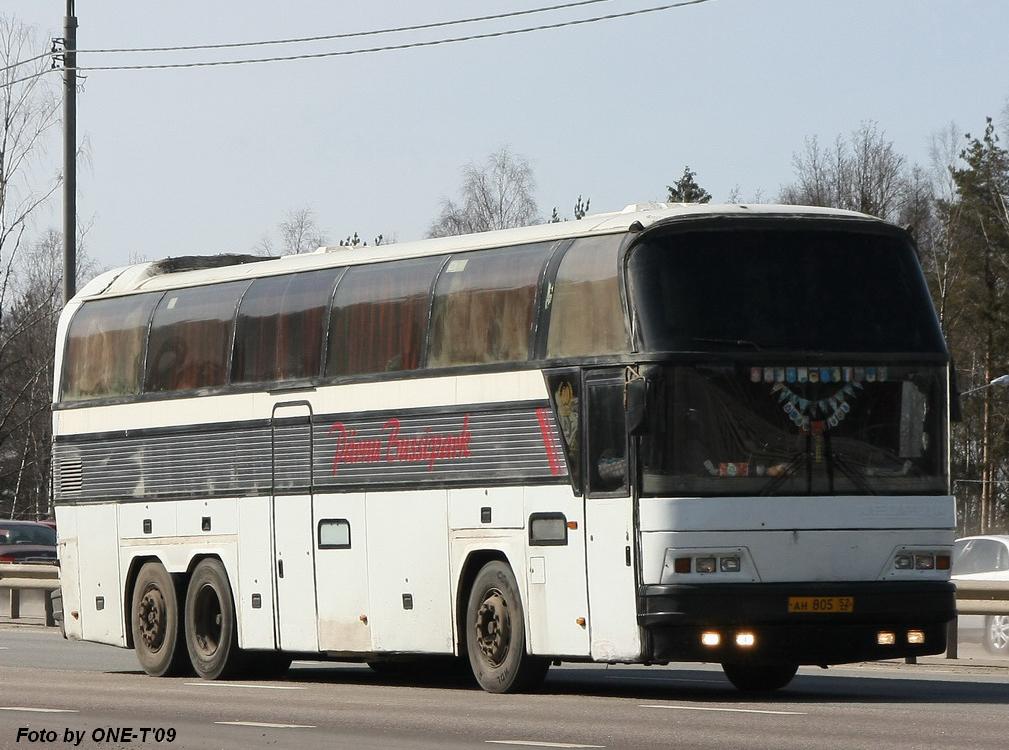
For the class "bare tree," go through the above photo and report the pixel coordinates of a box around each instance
[279,207,328,254]
[0,17,63,519]
[0,17,60,305]
[779,122,908,222]
[428,147,540,237]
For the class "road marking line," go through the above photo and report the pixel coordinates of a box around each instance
[216,721,315,729]
[486,742,605,749]
[640,704,806,716]
[185,682,305,690]
[0,707,78,713]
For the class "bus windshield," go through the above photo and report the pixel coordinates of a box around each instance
[626,225,946,354]
[638,364,948,496]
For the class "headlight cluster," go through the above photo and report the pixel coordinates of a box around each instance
[675,555,741,574]
[893,552,949,570]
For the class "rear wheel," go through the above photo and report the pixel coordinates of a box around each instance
[984,615,1009,655]
[722,663,798,692]
[465,561,548,693]
[184,558,243,680]
[131,562,189,677]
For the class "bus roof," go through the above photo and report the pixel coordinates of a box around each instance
[79,202,881,301]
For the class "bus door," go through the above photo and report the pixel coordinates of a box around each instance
[582,369,642,661]
[271,400,320,652]
[312,489,371,652]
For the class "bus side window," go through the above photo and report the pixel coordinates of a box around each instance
[61,293,162,401]
[545,234,630,359]
[585,380,628,495]
[145,281,251,393]
[233,268,341,384]
[428,242,553,368]
[327,257,442,376]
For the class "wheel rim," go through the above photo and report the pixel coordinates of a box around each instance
[991,616,1009,650]
[193,583,224,658]
[137,584,167,653]
[474,588,511,667]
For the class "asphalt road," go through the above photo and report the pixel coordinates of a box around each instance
[0,628,1006,750]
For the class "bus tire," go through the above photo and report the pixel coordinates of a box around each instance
[465,561,549,693]
[131,561,189,677]
[721,662,798,692]
[184,558,242,680]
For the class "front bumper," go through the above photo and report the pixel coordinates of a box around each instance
[639,581,955,664]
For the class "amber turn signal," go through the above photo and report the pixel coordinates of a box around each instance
[935,555,950,570]
[674,557,691,574]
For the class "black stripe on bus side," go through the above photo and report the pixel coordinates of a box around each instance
[52,399,568,505]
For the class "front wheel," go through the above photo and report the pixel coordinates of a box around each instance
[465,561,548,693]
[984,615,1009,655]
[722,663,798,692]
[184,558,243,680]
[131,562,189,677]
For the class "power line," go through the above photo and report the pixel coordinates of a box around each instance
[0,51,54,75]
[0,67,59,90]
[75,0,714,73]
[77,0,617,54]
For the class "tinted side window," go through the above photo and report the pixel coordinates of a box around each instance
[145,281,250,392]
[546,235,629,359]
[61,293,161,401]
[233,269,341,383]
[428,243,552,367]
[326,257,442,376]
[586,379,627,495]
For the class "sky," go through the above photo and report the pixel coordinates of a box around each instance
[5,0,1009,270]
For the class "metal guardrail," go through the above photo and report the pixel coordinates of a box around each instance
[0,562,60,626]
[953,579,1009,615]
[946,579,1009,659]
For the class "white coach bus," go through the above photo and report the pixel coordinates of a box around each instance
[52,203,956,693]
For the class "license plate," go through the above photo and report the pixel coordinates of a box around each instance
[788,596,854,614]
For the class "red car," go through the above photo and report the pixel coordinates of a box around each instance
[0,520,58,564]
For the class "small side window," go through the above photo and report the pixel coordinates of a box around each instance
[318,519,351,549]
[586,379,628,496]
[529,513,568,546]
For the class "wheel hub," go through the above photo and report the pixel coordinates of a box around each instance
[137,587,167,651]
[193,583,223,657]
[475,590,511,667]
[992,616,1009,650]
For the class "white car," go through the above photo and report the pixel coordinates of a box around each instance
[952,535,1009,655]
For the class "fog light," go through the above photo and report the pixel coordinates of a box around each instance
[720,556,741,572]
[914,554,935,570]
[674,557,691,574]
[735,632,755,647]
[907,629,925,645]
[696,557,717,574]
[877,631,896,645]
[894,554,913,570]
[701,631,721,647]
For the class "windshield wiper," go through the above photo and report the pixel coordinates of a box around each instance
[827,449,877,495]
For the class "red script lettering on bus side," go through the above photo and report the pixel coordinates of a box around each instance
[329,415,473,475]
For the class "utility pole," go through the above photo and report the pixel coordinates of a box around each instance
[62,0,77,306]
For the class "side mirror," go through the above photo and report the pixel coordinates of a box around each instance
[626,364,660,436]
